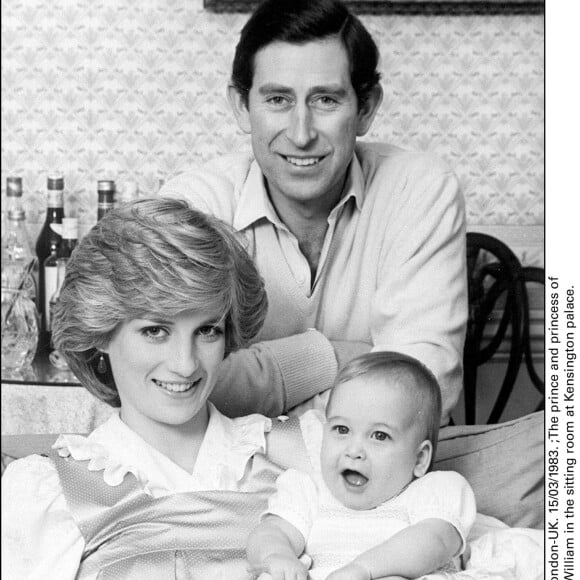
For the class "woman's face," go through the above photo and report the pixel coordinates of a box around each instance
[103,309,226,437]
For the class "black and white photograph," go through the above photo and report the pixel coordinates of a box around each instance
[0,0,558,578]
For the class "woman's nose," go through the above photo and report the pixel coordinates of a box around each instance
[286,104,317,147]
[171,342,199,376]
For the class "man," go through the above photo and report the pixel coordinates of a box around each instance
[160,0,466,425]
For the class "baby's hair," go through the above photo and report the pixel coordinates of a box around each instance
[330,351,442,466]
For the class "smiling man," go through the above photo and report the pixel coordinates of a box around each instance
[160,0,467,426]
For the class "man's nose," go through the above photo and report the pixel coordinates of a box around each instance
[286,104,317,147]
[171,342,199,377]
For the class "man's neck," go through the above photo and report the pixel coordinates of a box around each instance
[266,175,348,275]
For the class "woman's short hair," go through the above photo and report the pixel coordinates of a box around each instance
[231,0,381,109]
[331,351,442,464]
[52,198,268,408]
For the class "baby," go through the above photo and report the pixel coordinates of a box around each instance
[247,351,477,580]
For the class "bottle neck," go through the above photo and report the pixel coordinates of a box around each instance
[46,189,64,209]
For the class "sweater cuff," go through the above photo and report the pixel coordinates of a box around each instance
[265,329,338,411]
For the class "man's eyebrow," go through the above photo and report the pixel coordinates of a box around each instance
[309,84,349,97]
[256,83,349,97]
[257,83,294,95]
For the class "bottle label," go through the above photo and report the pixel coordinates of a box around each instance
[47,190,64,208]
[98,202,115,220]
[44,265,58,329]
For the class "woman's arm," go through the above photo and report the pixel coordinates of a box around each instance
[1,455,84,580]
[326,518,462,580]
[247,514,309,580]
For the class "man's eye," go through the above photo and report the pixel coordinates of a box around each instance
[314,95,339,108]
[372,431,389,441]
[266,95,290,107]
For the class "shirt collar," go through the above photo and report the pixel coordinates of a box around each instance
[88,404,271,492]
[233,160,282,231]
[233,152,365,231]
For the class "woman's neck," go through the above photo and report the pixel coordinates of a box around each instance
[119,404,210,474]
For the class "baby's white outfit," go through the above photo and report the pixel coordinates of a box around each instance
[266,410,477,579]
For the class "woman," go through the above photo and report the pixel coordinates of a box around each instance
[1,198,294,579]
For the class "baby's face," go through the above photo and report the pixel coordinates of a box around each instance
[321,377,430,510]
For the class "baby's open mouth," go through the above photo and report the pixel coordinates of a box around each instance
[341,469,369,487]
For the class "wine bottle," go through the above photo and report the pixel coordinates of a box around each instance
[36,173,64,338]
[97,180,115,220]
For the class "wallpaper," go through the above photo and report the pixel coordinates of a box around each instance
[1,0,544,263]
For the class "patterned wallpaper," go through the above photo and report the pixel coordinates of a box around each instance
[1,0,544,264]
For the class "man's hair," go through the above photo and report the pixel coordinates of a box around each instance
[52,198,267,408]
[231,0,381,108]
[330,351,442,465]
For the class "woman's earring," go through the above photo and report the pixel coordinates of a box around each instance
[97,353,107,374]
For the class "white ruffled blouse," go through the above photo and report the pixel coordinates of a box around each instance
[1,404,272,580]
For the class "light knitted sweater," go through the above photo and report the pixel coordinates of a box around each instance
[160,142,467,424]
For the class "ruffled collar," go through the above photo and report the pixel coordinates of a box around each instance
[52,404,272,494]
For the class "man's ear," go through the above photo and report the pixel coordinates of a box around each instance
[413,439,433,478]
[227,84,252,135]
[356,83,383,137]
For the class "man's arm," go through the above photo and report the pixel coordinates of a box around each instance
[326,519,462,580]
[161,168,370,417]
[371,159,467,424]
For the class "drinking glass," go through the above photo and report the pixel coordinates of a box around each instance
[1,287,39,370]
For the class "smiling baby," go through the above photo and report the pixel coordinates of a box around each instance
[246,351,476,580]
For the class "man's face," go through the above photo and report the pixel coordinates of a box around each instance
[231,36,379,217]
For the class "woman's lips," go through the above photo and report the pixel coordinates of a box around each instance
[153,378,201,393]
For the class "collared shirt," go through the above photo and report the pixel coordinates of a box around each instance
[160,142,467,423]
[233,157,365,293]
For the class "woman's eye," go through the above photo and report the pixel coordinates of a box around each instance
[372,431,389,441]
[197,326,223,340]
[142,326,168,340]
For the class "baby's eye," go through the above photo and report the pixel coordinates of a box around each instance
[371,431,389,441]
[333,425,349,435]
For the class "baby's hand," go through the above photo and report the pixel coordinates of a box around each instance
[325,561,371,580]
[251,554,309,580]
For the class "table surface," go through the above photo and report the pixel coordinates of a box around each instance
[1,347,80,386]
[1,348,110,435]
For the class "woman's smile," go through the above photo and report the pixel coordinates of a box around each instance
[152,377,202,395]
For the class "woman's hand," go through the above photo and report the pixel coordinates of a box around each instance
[250,554,309,580]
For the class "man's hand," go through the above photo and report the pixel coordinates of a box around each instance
[325,561,371,580]
[251,554,309,580]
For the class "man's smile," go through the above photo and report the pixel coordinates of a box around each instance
[282,155,326,167]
